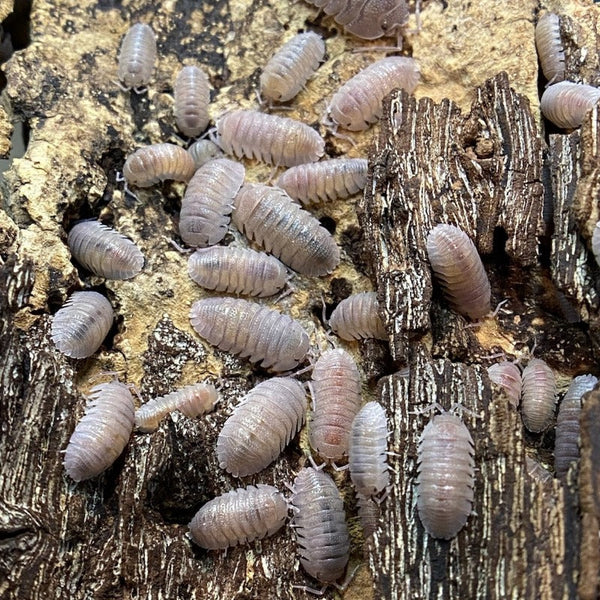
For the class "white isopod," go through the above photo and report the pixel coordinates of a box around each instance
[117,23,157,91]
[535,13,565,83]
[174,65,211,137]
[487,361,522,407]
[521,358,557,433]
[540,82,600,129]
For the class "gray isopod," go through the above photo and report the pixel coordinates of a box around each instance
[487,361,522,407]
[67,221,144,280]
[189,297,310,371]
[189,484,288,549]
[216,377,307,477]
[540,82,600,129]
[188,246,288,297]
[117,23,157,90]
[525,456,553,485]
[51,291,114,359]
[174,65,211,137]
[232,183,340,277]
[63,380,135,481]
[329,291,387,341]
[535,13,565,83]
[591,221,600,267]
[357,494,380,539]
[521,358,557,433]
[188,139,223,169]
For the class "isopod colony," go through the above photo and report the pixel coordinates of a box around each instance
[46,3,600,596]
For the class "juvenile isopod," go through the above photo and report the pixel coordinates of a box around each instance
[232,183,340,276]
[123,143,197,188]
[487,361,522,407]
[259,31,325,104]
[329,291,387,341]
[188,139,223,169]
[591,221,600,267]
[357,494,380,539]
[135,382,218,433]
[189,484,288,549]
[325,57,419,131]
[216,110,325,167]
[217,377,307,476]
[520,358,557,433]
[67,221,144,280]
[426,224,491,320]
[174,65,211,137]
[540,82,600,129]
[535,13,565,83]
[309,349,362,463]
[188,246,288,297]
[64,380,135,481]
[179,158,245,247]
[117,23,157,90]
[276,158,369,205]
[416,410,475,540]
[189,297,310,371]
[51,291,114,359]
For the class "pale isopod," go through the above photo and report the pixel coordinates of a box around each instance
[540,81,600,129]
[135,382,218,433]
[51,291,114,359]
[216,377,307,476]
[174,65,211,137]
[487,361,522,407]
[179,158,245,248]
[357,494,380,539]
[232,183,340,276]
[520,358,557,433]
[259,31,325,103]
[117,23,157,90]
[426,224,491,320]
[189,297,310,371]
[188,139,223,169]
[123,143,197,188]
[189,484,287,549]
[325,57,419,131]
[329,291,386,341]
[416,411,475,540]
[216,110,325,167]
[276,158,369,205]
[67,221,144,280]
[535,13,565,83]
[64,380,135,481]
[591,221,600,267]
[188,246,288,297]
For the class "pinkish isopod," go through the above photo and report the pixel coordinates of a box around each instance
[487,361,522,407]
[535,13,565,83]
[188,139,223,169]
[540,82,600,129]
[117,23,157,90]
[329,291,387,341]
[51,291,114,359]
[174,65,211,137]
[189,297,310,371]
[217,377,307,476]
[520,358,557,433]
[64,380,135,481]
[591,221,600,267]
[189,484,287,549]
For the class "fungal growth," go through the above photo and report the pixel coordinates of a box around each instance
[174,65,211,137]
[520,358,557,433]
[329,291,387,340]
[540,82,600,129]
[117,23,157,90]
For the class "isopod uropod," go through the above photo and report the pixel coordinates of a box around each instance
[174,65,211,137]
[487,361,522,407]
[328,291,387,341]
[117,23,157,90]
[520,358,557,433]
[540,81,600,129]
[535,13,565,83]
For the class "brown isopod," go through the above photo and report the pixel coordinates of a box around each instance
[487,361,522,407]
[520,358,557,433]
[215,110,325,167]
[188,139,223,169]
[63,380,135,481]
[67,220,144,280]
[117,23,157,91]
[188,246,288,297]
[540,82,600,129]
[189,297,310,371]
[426,224,491,320]
[259,31,325,104]
[174,65,211,137]
[51,291,114,359]
[329,291,387,341]
[416,410,475,540]
[276,158,369,205]
[535,13,565,83]
[232,183,340,276]
[179,158,245,248]
[189,484,288,550]
[123,143,197,188]
[216,377,307,477]
[325,57,419,131]
[309,349,362,464]
[135,382,218,433]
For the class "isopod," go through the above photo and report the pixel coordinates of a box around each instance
[555,374,598,478]
[276,158,369,205]
[540,81,600,129]
[290,467,350,586]
[487,361,522,407]
[64,380,135,481]
[520,358,557,433]
[189,297,310,371]
[179,158,245,247]
[591,221,600,267]
[67,220,144,280]
[51,291,114,359]
[123,143,197,188]
[416,411,475,540]
[535,13,565,83]
[328,291,387,341]
[217,377,307,476]
[232,183,340,276]
[174,65,211,137]
[426,223,491,320]
[117,23,157,90]
[325,57,419,131]
[357,494,380,539]
[188,139,223,169]
[309,349,362,463]
[259,31,325,103]
[189,484,287,549]
[135,382,218,433]
[525,456,553,485]
[188,246,288,297]
[215,110,325,167]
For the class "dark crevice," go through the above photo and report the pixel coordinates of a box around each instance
[0,0,33,91]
